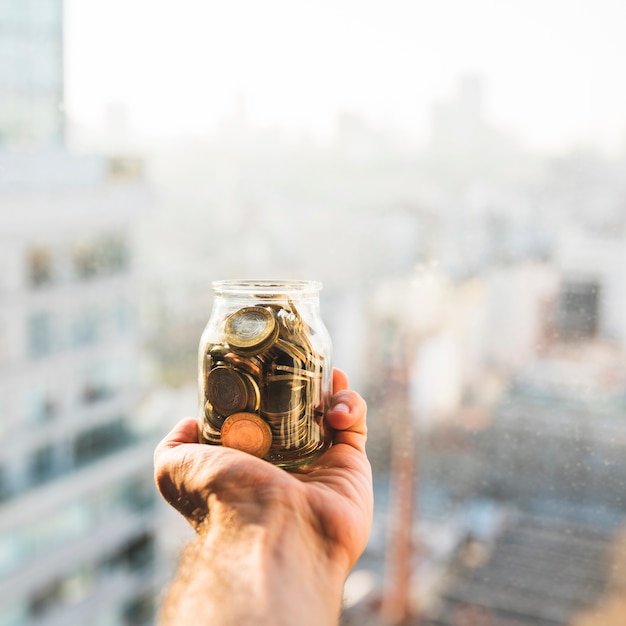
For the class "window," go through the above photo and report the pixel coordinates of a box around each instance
[71,234,129,280]
[71,308,101,347]
[112,298,133,334]
[123,477,156,512]
[28,567,94,620]
[73,419,130,466]
[29,579,63,617]
[557,279,601,339]
[29,444,56,486]
[110,532,155,572]
[0,464,9,502]
[72,242,99,279]
[27,312,57,357]
[28,246,54,287]
[26,384,58,423]
[79,361,123,404]
[101,234,129,272]
[122,591,155,626]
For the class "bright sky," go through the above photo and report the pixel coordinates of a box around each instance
[65,0,626,153]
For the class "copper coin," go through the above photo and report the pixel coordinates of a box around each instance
[220,412,272,458]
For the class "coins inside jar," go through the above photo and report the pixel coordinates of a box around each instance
[225,306,279,354]
[221,412,273,458]
[207,365,260,415]
[201,301,325,460]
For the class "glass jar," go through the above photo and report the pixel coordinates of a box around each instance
[197,280,333,469]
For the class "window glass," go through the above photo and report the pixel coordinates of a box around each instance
[79,359,130,404]
[71,308,101,347]
[0,464,9,502]
[0,479,147,577]
[28,444,56,486]
[71,242,100,279]
[26,381,58,423]
[122,590,155,625]
[557,279,601,339]
[112,298,133,334]
[73,418,129,466]
[27,246,54,287]
[71,234,129,280]
[101,234,129,273]
[27,312,57,357]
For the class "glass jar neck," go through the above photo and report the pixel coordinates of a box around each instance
[212,280,322,302]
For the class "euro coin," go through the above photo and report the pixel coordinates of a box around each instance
[225,306,279,354]
[220,412,273,458]
[206,366,249,415]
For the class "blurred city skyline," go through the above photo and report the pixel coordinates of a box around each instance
[3,1,626,623]
[65,0,626,155]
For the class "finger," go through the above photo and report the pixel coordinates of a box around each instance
[153,418,209,521]
[332,368,349,393]
[156,417,199,451]
[326,389,367,454]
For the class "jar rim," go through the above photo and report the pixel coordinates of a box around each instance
[212,279,323,295]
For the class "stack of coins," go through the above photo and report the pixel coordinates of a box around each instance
[201,302,325,461]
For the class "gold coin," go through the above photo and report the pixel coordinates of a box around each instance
[220,412,272,457]
[206,366,249,415]
[261,379,304,415]
[272,338,308,364]
[225,306,278,354]
[224,352,263,379]
[241,370,261,411]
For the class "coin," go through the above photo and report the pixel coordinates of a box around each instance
[272,338,308,364]
[206,366,249,415]
[223,352,264,379]
[199,411,222,444]
[220,412,272,457]
[204,400,229,431]
[225,306,278,354]
[262,378,304,415]
[240,369,261,411]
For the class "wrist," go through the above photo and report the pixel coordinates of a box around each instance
[197,497,347,625]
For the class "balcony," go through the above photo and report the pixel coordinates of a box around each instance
[29,569,153,626]
[0,438,156,537]
[0,491,157,607]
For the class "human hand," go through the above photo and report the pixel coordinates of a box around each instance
[153,368,373,576]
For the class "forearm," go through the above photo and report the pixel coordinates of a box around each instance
[158,504,348,626]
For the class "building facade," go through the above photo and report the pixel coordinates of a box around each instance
[0,153,157,626]
[0,0,65,147]
[0,1,160,623]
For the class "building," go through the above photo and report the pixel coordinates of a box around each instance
[0,0,64,147]
[0,152,157,626]
[0,1,160,623]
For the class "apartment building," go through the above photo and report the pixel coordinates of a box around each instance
[0,1,160,624]
[0,154,157,626]
[0,0,64,147]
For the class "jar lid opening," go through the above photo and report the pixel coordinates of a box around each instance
[212,279,322,296]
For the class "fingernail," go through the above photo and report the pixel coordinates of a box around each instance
[332,402,350,414]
